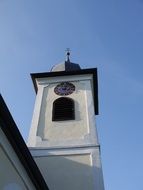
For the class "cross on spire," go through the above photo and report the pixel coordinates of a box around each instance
[66,48,71,62]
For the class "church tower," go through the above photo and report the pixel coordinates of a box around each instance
[28,52,104,190]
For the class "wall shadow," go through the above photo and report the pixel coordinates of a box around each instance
[34,153,104,190]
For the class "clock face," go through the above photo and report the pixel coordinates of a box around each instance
[54,82,75,96]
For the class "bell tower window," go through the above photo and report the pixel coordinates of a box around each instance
[52,97,75,121]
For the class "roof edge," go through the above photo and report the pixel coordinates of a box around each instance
[0,94,49,190]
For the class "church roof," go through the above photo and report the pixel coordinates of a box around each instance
[0,94,49,190]
[51,61,81,72]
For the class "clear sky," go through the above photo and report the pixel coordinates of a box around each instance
[0,0,143,189]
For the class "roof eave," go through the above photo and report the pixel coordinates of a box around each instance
[0,94,49,190]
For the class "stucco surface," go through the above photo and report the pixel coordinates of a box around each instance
[28,74,98,147]
[34,154,94,190]
[0,146,27,190]
[0,128,36,190]
[37,81,89,141]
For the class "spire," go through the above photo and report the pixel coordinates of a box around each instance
[66,48,71,62]
[51,49,81,72]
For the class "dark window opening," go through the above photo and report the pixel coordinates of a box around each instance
[52,97,75,121]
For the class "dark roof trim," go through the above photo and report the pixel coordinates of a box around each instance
[65,61,81,71]
[31,68,99,115]
[0,94,49,190]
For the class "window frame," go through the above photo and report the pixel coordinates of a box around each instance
[52,97,75,121]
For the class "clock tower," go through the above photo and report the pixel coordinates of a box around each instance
[27,53,104,190]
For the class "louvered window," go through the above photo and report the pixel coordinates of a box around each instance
[52,97,75,121]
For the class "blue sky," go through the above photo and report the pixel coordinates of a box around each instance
[0,0,143,189]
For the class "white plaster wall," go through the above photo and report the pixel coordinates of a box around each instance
[30,147,104,190]
[28,74,98,147]
[38,81,89,140]
[35,154,94,190]
[0,128,36,190]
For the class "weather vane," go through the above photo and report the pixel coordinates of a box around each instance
[65,48,71,62]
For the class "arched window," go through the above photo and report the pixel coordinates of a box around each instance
[52,97,75,121]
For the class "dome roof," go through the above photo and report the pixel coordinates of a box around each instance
[51,61,81,72]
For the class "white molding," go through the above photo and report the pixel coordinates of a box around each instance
[27,85,45,146]
[29,146,100,156]
[36,74,93,86]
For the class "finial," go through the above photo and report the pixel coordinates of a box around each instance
[66,48,71,62]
